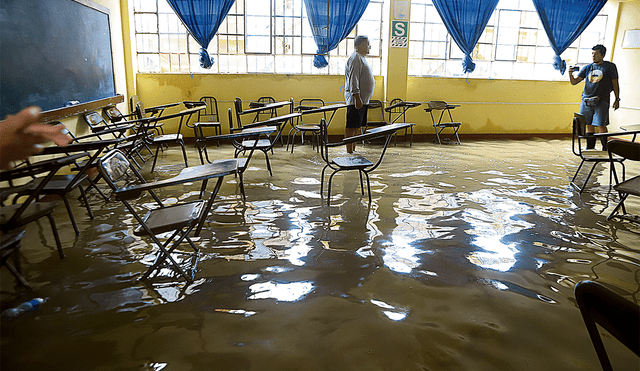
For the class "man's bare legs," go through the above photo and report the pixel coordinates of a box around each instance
[345,127,359,153]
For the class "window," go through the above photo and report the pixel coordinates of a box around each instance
[408,0,608,80]
[133,0,385,75]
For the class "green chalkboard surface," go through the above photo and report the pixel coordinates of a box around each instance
[0,0,116,119]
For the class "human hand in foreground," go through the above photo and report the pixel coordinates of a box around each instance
[0,106,72,169]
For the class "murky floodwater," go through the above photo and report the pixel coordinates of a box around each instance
[2,138,638,371]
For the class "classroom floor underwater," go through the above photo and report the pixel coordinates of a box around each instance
[1,138,639,371]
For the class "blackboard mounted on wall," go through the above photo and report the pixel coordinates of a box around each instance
[0,0,117,119]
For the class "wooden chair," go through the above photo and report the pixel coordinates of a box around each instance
[1,231,31,290]
[319,118,411,205]
[363,99,386,132]
[97,149,237,281]
[606,139,640,222]
[386,98,418,146]
[425,100,462,144]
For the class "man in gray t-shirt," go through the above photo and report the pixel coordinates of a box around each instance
[344,35,374,153]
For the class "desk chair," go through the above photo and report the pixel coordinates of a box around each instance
[425,101,462,145]
[575,281,639,371]
[104,105,155,162]
[228,108,275,176]
[1,231,30,290]
[387,98,417,146]
[13,139,120,235]
[571,113,626,194]
[363,99,386,132]
[253,96,277,123]
[288,98,325,153]
[1,153,87,259]
[97,149,237,281]
[83,111,131,139]
[606,139,640,222]
[319,118,411,205]
[185,96,221,164]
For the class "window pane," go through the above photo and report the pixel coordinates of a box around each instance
[135,14,157,33]
[137,34,159,53]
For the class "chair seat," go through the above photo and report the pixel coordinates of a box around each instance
[0,202,59,228]
[241,139,272,149]
[22,174,89,193]
[333,156,374,169]
[614,175,640,195]
[151,133,183,143]
[296,124,320,131]
[436,122,461,128]
[134,200,204,236]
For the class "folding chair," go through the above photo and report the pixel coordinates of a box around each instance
[425,101,462,144]
[83,111,131,138]
[1,231,31,290]
[575,281,639,371]
[386,98,419,146]
[288,98,325,153]
[1,153,87,258]
[319,118,411,205]
[97,149,237,281]
[606,139,640,222]
[363,99,386,132]
[184,97,221,164]
[13,139,120,235]
[571,113,626,193]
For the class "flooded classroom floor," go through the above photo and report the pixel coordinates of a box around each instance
[1,138,639,371]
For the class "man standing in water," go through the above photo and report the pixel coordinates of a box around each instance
[569,44,620,150]
[344,35,374,154]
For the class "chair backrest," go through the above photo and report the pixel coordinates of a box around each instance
[388,98,405,122]
[234,97,244,128]
[299,98,325,124]
[257,96,276,121]
[228,108,236,132]
[575,280,640,371]
[103,106,125,123]
[572,112,588,156]
[198,96,219,122]
[84,111,108,130]
[608,139,640,161]
[135,101,146,119]
[129,95,139,114]
[367,99,386,125]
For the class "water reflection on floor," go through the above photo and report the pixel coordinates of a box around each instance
[2,139,639,371]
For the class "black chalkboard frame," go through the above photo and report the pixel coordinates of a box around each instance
[0,0,119,121]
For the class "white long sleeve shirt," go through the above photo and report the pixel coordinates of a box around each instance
[344,52,374,106]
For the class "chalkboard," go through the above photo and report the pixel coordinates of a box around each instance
[0,0,116,119]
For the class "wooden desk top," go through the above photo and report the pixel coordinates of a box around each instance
[300,103,348,115]
[241,112,302,129]
[385,101,421,112]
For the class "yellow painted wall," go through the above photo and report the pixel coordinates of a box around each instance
[609,0,640,132]
[131,0,638,138]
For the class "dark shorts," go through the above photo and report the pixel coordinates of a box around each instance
[579,98,610,127]
[346,104,368,129]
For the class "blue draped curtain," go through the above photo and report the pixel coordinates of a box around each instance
[303,0,370,68]
[166,0,236,69]
[532,0,607,75]
[431,0,500,74]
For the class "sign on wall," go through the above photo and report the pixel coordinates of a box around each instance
[391,20,408,48]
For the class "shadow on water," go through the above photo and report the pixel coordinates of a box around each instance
[1,139,639,371]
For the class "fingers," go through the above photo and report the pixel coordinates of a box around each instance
[24,123,73,146]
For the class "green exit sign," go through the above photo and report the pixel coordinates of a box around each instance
[392,20,408,38]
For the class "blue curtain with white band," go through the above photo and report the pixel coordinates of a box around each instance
[532,0,607,75]
[433,0,499,73]
[431,0,499,74]
[166,0,236,69]
[303,0,370,68]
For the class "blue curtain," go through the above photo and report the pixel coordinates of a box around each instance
[532,0,607,75]
[431,0,500,74]
[166,0,236,69]
[303,0,370,68]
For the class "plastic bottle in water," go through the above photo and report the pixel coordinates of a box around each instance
[1,298,47,317]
